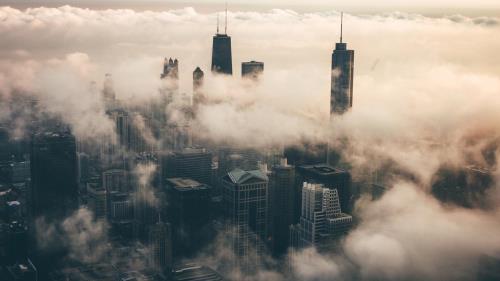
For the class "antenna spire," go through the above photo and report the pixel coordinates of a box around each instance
[225,3,228,34]
[217,13,220,34]
[340,12,343,43]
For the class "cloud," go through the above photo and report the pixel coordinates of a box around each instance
[2,5,500,280]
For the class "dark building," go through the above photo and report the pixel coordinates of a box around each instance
[331,13,354,116]
[165,178,212,258]
[268,159,295,257]
[161,57,179,80]
[222,168,268,271]
[241,61,264,80]
[30,131,78,219]
[172,264,224,281]
[193,67,204,93]
[296,164,352,215]
[163,148,212,186]
[7,221,28,264]
[211,11,232,75]
[149,220,173,273]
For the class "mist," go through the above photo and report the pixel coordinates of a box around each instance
[1,5,500,281]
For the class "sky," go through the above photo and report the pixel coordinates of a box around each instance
[1,2,500,280]
[2,0,500,15]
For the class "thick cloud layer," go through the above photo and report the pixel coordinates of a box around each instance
[2,5,500,280]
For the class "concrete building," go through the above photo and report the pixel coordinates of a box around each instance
[290,183,352,250]
[296,164,352,214]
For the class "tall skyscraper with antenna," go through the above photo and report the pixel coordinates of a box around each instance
[331,12,354,116]
[211,5,233,75]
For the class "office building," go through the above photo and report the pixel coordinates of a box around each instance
[163,148,212,185]
[30,131,78,219]
[290,183,352,250]
[165,178,212,257]
[268,159,295,256]
[296,164,352,214]
[102,169,129,193]
[222,168,268,271]
[193,67,204,93]
[331,13,354,116]
[87,182,107,220]
[241,61,264,80]
[211,10,232,75]
[149,220,173,273]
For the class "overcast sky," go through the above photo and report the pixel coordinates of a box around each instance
[2,0,500,16]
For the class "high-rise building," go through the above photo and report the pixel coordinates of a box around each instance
[161,57,179,80]
[102,73,117,110]
[268,159,295,256]
[163,148,212,185]
[211,9,232,75]
[165,178,212,257]
[290,183,352,251]
[193,67,204,93]
[241,61,264,80]
[149,220,173,273]
[102,169,129,193]
[30,131,78,219]
[87,182,107,220]
[330,13,354,116]
[222,168,268,271]
[296,164,352,214]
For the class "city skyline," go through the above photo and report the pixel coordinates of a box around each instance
[0,1,499,281]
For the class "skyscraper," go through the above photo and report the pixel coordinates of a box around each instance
[296,164,352,214]
[268,159,295,256]
[30,131,78,219]
[330,13,354,116]
[149,220,173,273]
[193,67,204,93]
[241,61,264,80]
[165,178,212,257]
[222,168,268,271]
[290,183,352,250]
[211,9,232,75]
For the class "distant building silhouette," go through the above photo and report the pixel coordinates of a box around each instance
[331,13,354,116]
[211,9,232,75]
[193,67,204,93]
[242,61,264,80]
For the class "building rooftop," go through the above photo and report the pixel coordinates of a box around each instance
[166,178,210,191]
[298,164,347,176]
[172,264,224,281]
[226,168,268,184]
